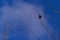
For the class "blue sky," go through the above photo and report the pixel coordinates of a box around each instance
[0,0,60,40]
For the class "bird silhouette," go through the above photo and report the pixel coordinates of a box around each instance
[39,14,42,19]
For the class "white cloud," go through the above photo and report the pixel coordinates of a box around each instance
[0,0,55,40]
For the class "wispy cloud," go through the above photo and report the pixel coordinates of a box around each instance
[0,0,55,40]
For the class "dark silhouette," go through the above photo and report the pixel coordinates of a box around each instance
[39,14,42,19]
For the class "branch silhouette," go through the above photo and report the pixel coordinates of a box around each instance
[40,20,54,40]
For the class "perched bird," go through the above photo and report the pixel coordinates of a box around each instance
[38,14,42,19]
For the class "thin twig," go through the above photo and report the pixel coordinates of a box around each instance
[40,20,54,40]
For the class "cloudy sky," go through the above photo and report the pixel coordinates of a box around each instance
[0,0,60,40]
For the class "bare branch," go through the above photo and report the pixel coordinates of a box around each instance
[40,20,54,40]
